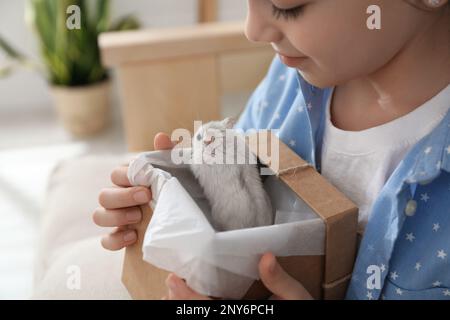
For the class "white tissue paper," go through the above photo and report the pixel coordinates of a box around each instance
[127,149,325,299]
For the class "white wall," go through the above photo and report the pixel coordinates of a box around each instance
[218,0,247,21]
[0,0,50,111]
[0,0,247,111]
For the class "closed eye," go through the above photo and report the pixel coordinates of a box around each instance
[271,4,305,20]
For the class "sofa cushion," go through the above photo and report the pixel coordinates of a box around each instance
[32,154,137,299]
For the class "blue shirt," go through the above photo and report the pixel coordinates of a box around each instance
[234,56,450,300]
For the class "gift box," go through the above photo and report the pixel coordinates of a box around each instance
[121,132,358,299]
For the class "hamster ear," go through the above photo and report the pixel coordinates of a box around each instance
[222,117,236,129]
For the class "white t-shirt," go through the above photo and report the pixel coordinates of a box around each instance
[321,84,450,233]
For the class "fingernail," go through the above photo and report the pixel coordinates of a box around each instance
[126,210,141,222]
[133,191,149,203]
[123,231,136,242]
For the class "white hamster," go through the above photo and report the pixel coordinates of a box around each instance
[190,118,273,231]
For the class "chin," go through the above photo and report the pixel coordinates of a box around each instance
[298,71,327,89]
[298,70,340,89]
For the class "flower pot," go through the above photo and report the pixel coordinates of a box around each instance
[50,80,111,138]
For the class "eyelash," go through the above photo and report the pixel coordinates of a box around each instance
[271,4,305,20]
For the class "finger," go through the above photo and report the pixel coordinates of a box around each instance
[92,206,142,227]
[98,186,151,210]
[110,166,131,187]
[100,228,137,251]
[259,252,313,300]
[165,274,211,300]
[154,132,175,150]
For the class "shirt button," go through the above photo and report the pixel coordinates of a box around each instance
[405,200,417,216]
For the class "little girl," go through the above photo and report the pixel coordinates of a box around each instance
[94,0,449,300]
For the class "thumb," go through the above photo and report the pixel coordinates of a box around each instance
[259,252,313,300]
[154,132,175,150]
[166,274,211,300]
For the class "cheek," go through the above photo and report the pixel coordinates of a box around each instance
[286,0,415,87]
[282,4,367,85]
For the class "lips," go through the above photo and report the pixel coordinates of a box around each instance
[276,52,307,68]
[276,51,303,58]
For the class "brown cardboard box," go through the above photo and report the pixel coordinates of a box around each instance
[122,132,358,300]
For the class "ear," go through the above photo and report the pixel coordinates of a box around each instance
[222,117,236,129]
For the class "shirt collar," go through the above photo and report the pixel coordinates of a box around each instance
[296,70,450,183]
[405,107,450,184]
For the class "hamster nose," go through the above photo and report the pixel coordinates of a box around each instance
[204,136,215,145]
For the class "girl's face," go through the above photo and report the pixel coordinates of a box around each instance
[245,0,436,88]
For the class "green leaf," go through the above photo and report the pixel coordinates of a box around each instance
[109,15,140,32]
[0,35,25,60]
[96,0,110,34]
[18,0,140,86]
[0,33,43,78]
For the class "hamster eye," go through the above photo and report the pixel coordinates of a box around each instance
[196,133,202,141]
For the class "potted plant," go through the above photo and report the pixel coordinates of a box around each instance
[0,0,139,137]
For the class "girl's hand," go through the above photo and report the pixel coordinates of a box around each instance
[92,133,174,251]
[164,252,313,300]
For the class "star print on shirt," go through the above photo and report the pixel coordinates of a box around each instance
[424,146,432,154]
[289,139,296,147]
[433,223,440,232]
[259,100,269,110]
[432,280,442,287]
[414,262,422,271]
[420,193,430,202]
[390,271,399,280]
[405,233,416,242]
[437,249,447,259]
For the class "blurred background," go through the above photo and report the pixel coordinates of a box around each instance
[0,0,273,299]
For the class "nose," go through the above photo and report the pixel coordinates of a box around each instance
[245,1,283,44]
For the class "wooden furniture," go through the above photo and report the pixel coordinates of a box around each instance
[198,0,218,23]
[99,19,274,152]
